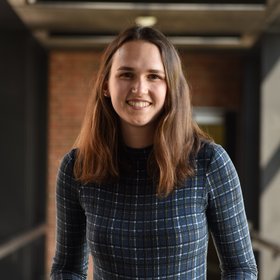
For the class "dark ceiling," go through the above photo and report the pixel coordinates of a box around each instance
[6,0,280,49]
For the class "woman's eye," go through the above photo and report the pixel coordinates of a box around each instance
[148,74,161,80]
[120,72,133,79]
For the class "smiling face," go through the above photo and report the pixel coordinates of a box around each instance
[107,40,167,144]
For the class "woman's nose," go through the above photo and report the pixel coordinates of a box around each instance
[132,77,148,94]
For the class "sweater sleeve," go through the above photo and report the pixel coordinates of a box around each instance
[205,144,258,279]
[50,150,88,280]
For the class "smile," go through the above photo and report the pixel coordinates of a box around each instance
[127,101,151,108]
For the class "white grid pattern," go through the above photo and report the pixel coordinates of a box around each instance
[51,143,257,279]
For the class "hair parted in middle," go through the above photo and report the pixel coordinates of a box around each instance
[73,25,210,197]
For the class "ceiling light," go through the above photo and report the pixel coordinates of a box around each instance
[135,16,157,27]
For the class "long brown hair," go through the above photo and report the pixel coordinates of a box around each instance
[73,26,210,196]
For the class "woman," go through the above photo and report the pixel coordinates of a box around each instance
[51,26,257,279]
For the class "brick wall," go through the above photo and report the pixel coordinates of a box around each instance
[47,51,102,279]
[181,52,242,109]
[46,49,242,279]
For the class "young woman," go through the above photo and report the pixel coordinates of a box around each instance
[51,26,257,279]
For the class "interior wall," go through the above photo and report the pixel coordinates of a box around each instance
[260,33,280,280]
[0,1,47,279]
[239,49,261,231]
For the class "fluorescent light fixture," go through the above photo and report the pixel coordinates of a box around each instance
[135,16,157,27]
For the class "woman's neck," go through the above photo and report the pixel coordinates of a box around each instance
[121,123,155,149]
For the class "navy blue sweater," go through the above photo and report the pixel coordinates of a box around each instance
[51,142,257,279]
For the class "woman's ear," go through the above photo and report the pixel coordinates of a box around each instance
[103,81,110,97]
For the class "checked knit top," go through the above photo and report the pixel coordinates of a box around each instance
[50,142,257,279]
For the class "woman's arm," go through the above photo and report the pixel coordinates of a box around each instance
[50,150,88,280]
[206,144,258,279]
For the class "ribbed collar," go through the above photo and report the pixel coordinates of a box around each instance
[119,144,153,161]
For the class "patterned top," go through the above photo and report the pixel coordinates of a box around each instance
[50,142,257,279]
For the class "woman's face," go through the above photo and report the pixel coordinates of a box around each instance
[107,40,167,135]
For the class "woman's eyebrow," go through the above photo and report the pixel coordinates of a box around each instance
[117,66,134,71]
[148,69,165,75]
[117,66,165,75]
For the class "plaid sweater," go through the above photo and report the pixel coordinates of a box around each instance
[51,142,257,279]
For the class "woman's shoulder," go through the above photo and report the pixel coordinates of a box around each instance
[56,149,82,194]
[196,140,224,159]
[58,148,78,176]
[196,141,229,169]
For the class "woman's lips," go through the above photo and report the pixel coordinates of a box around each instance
[127,100,151,108]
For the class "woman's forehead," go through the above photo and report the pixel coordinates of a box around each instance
[111,40,165,71]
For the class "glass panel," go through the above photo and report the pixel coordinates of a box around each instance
[199,124,225,146]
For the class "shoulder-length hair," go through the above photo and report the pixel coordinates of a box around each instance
[73,25,210,196]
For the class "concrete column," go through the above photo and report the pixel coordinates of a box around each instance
[260,34,280,280]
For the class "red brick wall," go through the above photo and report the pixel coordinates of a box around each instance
[47,51,102,279]
[182,52,242,109]
[46,49,242,279]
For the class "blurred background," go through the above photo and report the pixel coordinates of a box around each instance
[1,0,280,279]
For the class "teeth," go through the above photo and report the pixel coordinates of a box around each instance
[127,101,150,108]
